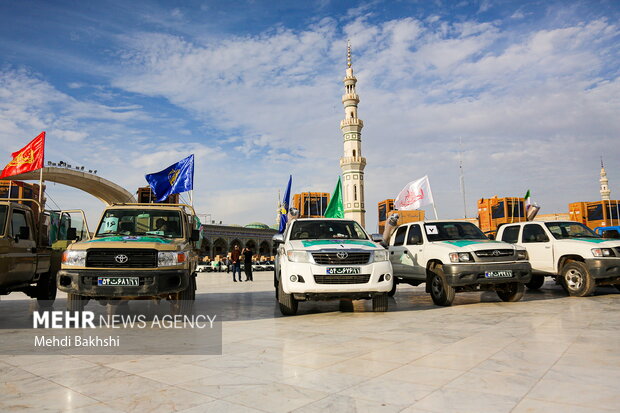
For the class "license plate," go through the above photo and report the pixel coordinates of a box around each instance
[326,267,360,275]
[97,277,139,286]
[484,270,513,278]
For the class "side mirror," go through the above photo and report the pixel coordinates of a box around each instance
[487,233,495,240]
[272,233,284,244]
[191,229,200,242]
[19,226,30,240]
[67,227,78,241]
[371,233,383,243]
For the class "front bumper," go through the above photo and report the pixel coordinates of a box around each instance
[281,260,393,297]
[585,258,620,280]
[57,269,190,298]
[442,261,531,287]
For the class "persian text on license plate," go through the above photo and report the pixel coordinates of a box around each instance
[484,270,513,278]
[97,277,139,286]
[326,267,361,275]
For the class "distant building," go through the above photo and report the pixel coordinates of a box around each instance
[200,222,277,259]
[600,159,611,201]
[137,186,179,204]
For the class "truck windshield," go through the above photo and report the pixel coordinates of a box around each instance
[424,222,487,241]
[545,222,599,239]
[0,205,6,236]
[289,220,368,240]
[96,209,183,238]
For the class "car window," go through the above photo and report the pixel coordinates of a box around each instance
[393,226,407,246]
[0,205,7,236]
[544,222,600,239]
[522,224,549,243]
[11,210,30,239]
[424,222,487,241]
[289,220,368,240]
[96,209,183,238]
[406,224,423,245]
[501,225,520,244]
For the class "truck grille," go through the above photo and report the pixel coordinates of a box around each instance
[474,249,514,258]
[314,274,371,284]
[311,252,371,265]
[86,249,158,268]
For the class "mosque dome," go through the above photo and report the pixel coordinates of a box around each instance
[245,222,270,229]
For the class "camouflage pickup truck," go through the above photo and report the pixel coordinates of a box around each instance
[57,203,201,313]
[0,198,88,307]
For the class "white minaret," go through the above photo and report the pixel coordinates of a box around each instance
[339,41,366,227]
[600,157,611,201]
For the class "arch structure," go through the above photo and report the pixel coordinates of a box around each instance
[200,224,277,260]
[6,167,135,205]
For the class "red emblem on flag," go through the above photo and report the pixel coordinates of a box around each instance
[0,132,45,179]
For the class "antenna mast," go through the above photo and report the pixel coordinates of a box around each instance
[459,137,467,218]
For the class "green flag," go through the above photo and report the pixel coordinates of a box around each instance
[324,176,344,218]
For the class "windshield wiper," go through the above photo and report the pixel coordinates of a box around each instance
[97,232,126,237]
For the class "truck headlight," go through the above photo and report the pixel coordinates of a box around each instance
[516,250,528,260]
[592,248,615,257]
[373,250,389,262]
[62,250,86,266]
[158,252,186,266]
[449,252,473,263]
[287,250,310,263]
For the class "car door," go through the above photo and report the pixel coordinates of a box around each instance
[389,225,409,278]
[521,223,554,273]
[8,207,37,284]
[404,224,425,280]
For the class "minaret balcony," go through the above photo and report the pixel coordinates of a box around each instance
[340,118,364,128]
[341,93,360,104]
[340,156,367,169]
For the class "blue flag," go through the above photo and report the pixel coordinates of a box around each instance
[279,175,292,233]
[145,154,194,202]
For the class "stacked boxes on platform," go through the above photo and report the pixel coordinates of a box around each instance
[292,192,330,218]
[568,200,620,229]
[477,196,527,235]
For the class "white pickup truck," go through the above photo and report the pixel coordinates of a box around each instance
[273,218,393,315]
[388,220,531,306]
[496,220,620,296]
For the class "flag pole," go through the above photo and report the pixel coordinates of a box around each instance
[433,203,439,220]
[38,167,43,206]
[7,180,11,199]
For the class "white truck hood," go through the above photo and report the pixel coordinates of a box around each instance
[553,238,620,249]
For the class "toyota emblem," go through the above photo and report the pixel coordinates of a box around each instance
[492,250,500,257]
[336,251,348,260]
[115,254,129,264]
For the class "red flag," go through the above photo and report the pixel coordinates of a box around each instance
[0,132,46,179]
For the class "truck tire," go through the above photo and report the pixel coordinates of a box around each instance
[496,282,525,302]
[372,293,388,312]
[561,261,595,297]
[525,274,545,290]
[429,264,455,306]
[388,280,397,297]
[172,275,196,315]
[36,272,57,306]
[67,293,85,312]
[278,280,298,316]
[339,299,354,312]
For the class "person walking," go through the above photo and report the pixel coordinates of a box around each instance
[243,247,253,282]
[230,245,242,282]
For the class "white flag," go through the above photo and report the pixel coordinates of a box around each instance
[394,175,434,211]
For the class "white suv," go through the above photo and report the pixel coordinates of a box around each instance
[273,218,393,315]
[497,221,620,296]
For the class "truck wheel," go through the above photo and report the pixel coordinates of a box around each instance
[561,261,595,297]
[36,272,57,307]
[67,293,85,312]
[339,299,354,312]
[496,282,525,302]
[172,276,196,315]
[277,280,298,316]
[372,293,388,312]
[429,264,455,306]
[388,280,397,297]
[525,274,545,290]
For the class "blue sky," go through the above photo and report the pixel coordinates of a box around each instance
[1,0,619,231]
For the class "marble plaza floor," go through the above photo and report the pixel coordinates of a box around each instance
[1,271,619,412]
